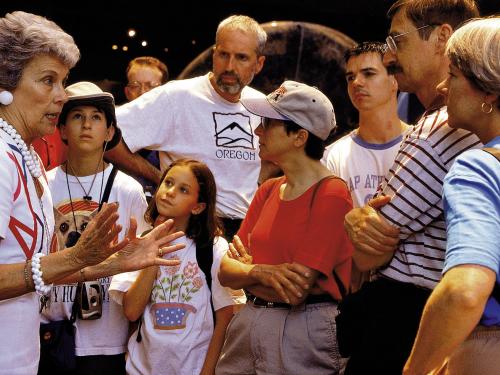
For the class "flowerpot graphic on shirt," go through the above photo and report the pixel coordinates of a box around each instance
[151,302,197,330]
[151,259,204,330]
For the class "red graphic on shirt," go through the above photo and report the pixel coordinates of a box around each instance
[6,150,43,260]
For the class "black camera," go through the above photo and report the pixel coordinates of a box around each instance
[76,281,102,320]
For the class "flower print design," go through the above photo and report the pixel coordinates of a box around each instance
[192,276,203,289]
[183,261,199,279]
[152,259,203,305]
[165,255,180,276]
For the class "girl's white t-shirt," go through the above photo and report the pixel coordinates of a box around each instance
[110,236,245,375]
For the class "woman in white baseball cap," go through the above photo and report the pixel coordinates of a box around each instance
[216,81,354,374]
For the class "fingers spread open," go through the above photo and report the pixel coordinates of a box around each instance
[157,230,185,248]
[148,219,175,241]
[127,217,138,240]
[157,258,182,267]
[158,243,185,256]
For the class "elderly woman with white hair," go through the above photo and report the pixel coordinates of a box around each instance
[404,16,500,375]
[0,11,183,374]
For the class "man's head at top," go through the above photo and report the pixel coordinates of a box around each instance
[344,42,399,113]
[210,15,267,102]
[124,56,169,101]
[384,0,479,96]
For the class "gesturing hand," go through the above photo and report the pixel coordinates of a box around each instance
[227,235,253,265]
[111,217,184,272]
[72,203,124,267]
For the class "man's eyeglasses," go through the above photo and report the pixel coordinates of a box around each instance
[386,24,436,54]
[126,81,161,92]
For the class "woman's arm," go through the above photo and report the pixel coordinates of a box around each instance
[122,266,158,322]
[404,264,495,374]
[0,204,121,300]
[0,206,183,301]
[219,255,312,304]
[200,305,234,375]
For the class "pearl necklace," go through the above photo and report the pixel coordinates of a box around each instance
[0,117,42,178]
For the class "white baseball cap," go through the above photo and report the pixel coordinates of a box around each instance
[241,80,336,141]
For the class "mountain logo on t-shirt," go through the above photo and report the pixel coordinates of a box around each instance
[213,112,255,149]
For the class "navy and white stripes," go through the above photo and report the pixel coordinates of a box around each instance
[376,106,481,289]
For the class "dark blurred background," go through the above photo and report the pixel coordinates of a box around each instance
[2,1,498,137]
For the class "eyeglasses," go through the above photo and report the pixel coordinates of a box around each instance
[386,24,436,54]
[126,81,161,92]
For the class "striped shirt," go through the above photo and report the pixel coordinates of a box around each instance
[376,105,481,289]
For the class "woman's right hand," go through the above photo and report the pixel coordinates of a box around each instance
[70,203,124,267]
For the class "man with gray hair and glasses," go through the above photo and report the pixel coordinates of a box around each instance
[340,0,481,374]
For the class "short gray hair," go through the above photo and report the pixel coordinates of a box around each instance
[215,15,267,56]
[446,16,500,96]
[0,11,80,90]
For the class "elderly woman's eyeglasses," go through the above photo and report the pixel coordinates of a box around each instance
[126,81,161,92]
[386,24,436,54]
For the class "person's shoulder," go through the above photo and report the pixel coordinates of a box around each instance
[329,130,356,150]
[213,236,229,251]
[320,175,351,200]
[260,175,285,190]
[112,167,145,193]
[453,146,500,172]
[46,166,60,182]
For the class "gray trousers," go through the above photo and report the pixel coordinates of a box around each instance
[216,301,341,375]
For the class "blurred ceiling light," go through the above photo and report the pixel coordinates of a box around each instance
[141,40,148,47]
[122,45,129,51]
[112,44,118,50]
[128,29,136,37]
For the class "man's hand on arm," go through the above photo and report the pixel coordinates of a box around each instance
[344,195,400,271]
[105,139,162,185]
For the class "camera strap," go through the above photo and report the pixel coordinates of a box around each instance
[73,165,118,320]
[98,165,118,212]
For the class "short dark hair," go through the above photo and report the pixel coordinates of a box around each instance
[387,0,480,40]
[283,120,325,160]
[344,41,388,64]
[126,56,169,83]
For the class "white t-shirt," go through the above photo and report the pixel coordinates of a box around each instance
[109,236,245,375]
[323,130,406,207]
[0,132,54,374]
[42,163,149,356]
[116,73,265,219]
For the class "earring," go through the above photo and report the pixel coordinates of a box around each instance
[0,91,13,105]
[481,102,493,114]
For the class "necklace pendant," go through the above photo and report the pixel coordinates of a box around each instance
[83,195,92,201]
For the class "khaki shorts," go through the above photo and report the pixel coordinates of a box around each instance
[437,325,500,375]
[216,301,341,375]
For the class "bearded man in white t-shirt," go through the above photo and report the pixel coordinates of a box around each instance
[106,15,273,240]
